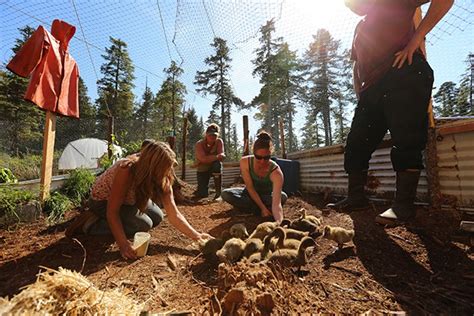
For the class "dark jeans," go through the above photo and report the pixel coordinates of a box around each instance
[196,160,223,197]
[344,54,434,173]
[221,187,288,216]
[86,198,164,236]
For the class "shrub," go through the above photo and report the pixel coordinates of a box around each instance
[61,168,96,206]
[0,168,18,184]
[0,152,61,181]
[43,191,72,224]
[0,187,36,224]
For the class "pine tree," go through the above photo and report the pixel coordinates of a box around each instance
[302,29,342,147]
[332,49,355,144]
[134,84,155,140]
[96,37,135,142]
[186,108,204,160]
[195,37,242,147]
[154,61,187,142]
[251,20,284,146]
[433,81,458,117]
[0,26,43,155]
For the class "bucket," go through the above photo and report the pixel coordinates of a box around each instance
[133,232,151,257]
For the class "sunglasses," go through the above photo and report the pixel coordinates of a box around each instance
[254,154,271,160]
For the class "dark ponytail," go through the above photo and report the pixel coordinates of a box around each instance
[253,131,274,153]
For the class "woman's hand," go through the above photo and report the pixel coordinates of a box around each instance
[118,240,137,260]
[196,232,214,241]
[261,207,272,218]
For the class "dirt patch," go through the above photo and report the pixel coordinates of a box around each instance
[1,189,473,314]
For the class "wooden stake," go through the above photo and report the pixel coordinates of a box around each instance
[279,118,286,159]
[39,111,56,202]
[243,115,249,156]
[181,116,188,180]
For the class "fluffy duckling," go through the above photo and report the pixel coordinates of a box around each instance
[246,234,273,263]
[299,208,322,226]
[269,227,301,251]
[243,238,263,258]
[198,231,232,256]
[216,237,246,264]
[249,221,278,240]
[289,218,319,233]
[267,237,317,268]
[282,227,309,240]
[322,225,355,250]
[229,223,249,239]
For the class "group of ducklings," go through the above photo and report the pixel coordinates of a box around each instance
[199,208,355,268]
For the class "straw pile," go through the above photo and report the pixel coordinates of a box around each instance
[0,267,143,315]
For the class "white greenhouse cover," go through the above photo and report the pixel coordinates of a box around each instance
[58,138,123,170]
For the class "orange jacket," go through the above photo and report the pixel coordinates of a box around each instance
[7,20,80,118]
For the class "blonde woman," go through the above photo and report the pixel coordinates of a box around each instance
[66,140,211,259]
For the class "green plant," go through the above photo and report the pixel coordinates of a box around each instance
[122,140,142,155]
[43,191,72,224]
[0,187,36,223]
[61,168,96,206]
[99,134,123,170]
[0,168,18,184]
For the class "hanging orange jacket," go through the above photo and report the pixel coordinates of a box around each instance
[7,19,80,118]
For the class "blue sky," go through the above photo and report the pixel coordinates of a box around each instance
[1,0,473,143]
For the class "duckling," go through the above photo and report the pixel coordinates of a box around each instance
[269,227,301,251]
[322,225,355,250]
[248,221,278,240]
[229,223,249,239]
[282,227,309,240]
[246,234,273,263]
[280,219,291,228]
[216,237,246,264]
[299,208,322,226]
[289,218,319,233]
[243,238,263,258]
[198,231,232,256]
[267,237,317,268]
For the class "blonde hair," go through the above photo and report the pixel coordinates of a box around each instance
[131,141,177,212]
[253,131,274,153]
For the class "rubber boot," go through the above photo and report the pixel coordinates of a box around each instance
[326,171,370,212]
[376,170,420,226]
[213,174,222,200]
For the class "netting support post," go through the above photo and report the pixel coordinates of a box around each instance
[181,116,188,180]
[243,115,249,156]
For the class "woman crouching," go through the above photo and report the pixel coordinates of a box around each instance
[221,131,287,223]
[66,140,210,259]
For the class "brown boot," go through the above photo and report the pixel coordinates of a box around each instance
[65,210,97,238]
[213,174,222,200]
[326,171,369,212]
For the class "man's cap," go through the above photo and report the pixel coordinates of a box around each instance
[206,125,219,135]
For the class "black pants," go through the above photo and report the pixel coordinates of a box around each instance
[344,55,434,173]
[196,160,222,197]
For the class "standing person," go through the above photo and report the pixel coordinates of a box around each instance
[221,131,287,223]
[195,123,225,199]
[327,0,453,225]
[66,140,211,260]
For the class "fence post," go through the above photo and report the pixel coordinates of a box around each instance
[39,111,56,202]
[243,115,249,156]
[181,116,188,180]
[279,118,286,159]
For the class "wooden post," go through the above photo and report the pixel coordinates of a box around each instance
[107,116,114,159]
[181,116,188,180]
[414,7,442,210]
[39,111,56,202]
[279,118,286,159]
[243,115,249,156]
